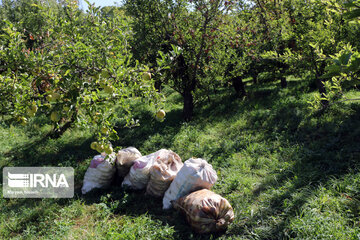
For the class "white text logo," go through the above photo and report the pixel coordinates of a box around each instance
[8,172,69,188]
[3,167,74,198]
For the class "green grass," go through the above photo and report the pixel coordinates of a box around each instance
[1,78,360,239]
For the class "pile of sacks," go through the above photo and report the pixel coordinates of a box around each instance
[82,147,234,234]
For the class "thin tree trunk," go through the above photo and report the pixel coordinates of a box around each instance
[315,62,328,107]
[48,119,74,139]
[213,85,217,95]
[47,111,77,139]
[232,76,247,97]
[315,76,328,107]
[182,90,194,122]
[280,76,287,88]
[252,72,258,84]
[154,79,162,92]
[278,61,287,88]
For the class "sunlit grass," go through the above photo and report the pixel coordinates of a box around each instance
[1,77,359,239]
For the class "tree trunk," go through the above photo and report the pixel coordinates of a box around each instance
[232,76,247,97]
[315,62,329,107]
[154,79,162,92]
[252,72,258,84]
[47,119,74,139]
[182,90,194,122]
[280,76,287,88]
[277,61,288,88]
[213,85,218,95]
[315,77,328,107]
[47,111,77,139]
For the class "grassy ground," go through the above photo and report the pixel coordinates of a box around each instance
[1,78,359,239]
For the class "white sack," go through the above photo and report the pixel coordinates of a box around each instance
[162,158,217,209]
[121,150,161,189]
[81,154,116,194]
[116,147,142,178]
[146,149,183,197]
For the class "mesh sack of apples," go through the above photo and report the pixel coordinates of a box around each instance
[172,189,235,233]
[81,153,116,194]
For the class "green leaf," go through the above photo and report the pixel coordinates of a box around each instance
[333,59,341,66]
[101,70,110,79]
[339,52,352,65]
[344,9,360,20]
[325,64,342,73]
[64,70,71,77]
[321,64,342,79]
[344,0,360,8]
[348,57,360,72]
[309,43,318,49]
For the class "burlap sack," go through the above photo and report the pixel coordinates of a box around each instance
[173,189,234,233]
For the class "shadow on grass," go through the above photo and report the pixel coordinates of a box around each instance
[77,79,334,239]
[2,136,93,165]
[227,99,360,239]
[104,79,359,239]
[79,184,226,240]
[1,78,359,239]
[1,107,203,238]
[187,79,360,238]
